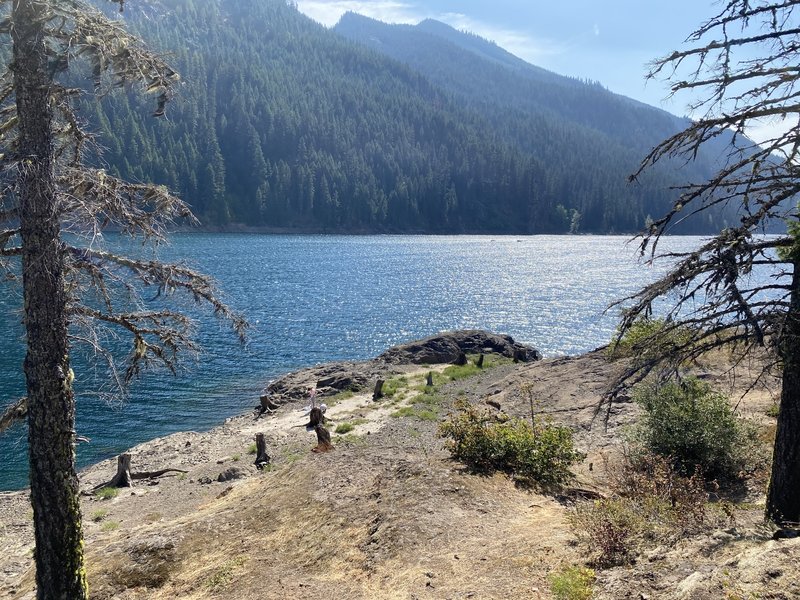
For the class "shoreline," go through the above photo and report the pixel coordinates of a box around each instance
[2,329,793,599]
[0,330,541,495]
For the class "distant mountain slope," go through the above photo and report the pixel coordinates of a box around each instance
[80,0,728,233]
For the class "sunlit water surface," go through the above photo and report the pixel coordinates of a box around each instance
[0,234,712,489]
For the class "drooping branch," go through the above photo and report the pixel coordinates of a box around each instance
[0,396,27,434]
[58,167,196,241]
[64,245,248,341]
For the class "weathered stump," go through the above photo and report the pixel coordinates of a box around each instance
[426,371,434,387]
[309,406,324,428]
[454,352,468,366]
[254,433,271,469]
[476,353,485,368]
[312,425,334,453]
[257,394,280,416]
[109,453,133,488]
[373,379,385,401]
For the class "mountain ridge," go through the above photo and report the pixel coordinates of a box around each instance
[78,0,734,234]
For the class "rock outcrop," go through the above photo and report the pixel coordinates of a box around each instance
[377,330,540,364]
[262,330,540,405]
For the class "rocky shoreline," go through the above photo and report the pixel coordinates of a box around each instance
[1,330,797,599]
[262,329,540,404]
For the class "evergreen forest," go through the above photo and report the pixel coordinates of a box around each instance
[83,0,739,233]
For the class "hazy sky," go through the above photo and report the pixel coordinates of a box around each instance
[296,1,724,116]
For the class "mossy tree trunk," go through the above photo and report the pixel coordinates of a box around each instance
[767,260,800,525]
[13,0,87,597]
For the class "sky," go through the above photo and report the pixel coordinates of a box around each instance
[294,0,729,117]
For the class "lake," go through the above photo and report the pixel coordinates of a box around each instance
[0,234,704,490]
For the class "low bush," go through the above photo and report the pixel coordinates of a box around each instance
[633,377,762,478]
[96,486,119,500]
[439,400,583,486]
[335,422,355,434]
[569,452,712,566]
[550,565,595,600]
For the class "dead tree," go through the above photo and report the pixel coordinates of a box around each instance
[373,379,384,401]
[0,2,245,596]
[604,0,800,525]
[253,433,270,469]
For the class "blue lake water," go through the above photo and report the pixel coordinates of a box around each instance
[0,234,707,490]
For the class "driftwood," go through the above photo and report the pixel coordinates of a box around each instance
[253,432,271,469]
[476,353,484,368]
[373,379,384,401]
[131,468,188,480]
[426,371,434,387]
[93,453,188,491]
[311,425,334,453]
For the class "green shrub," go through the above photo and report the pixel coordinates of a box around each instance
[633,377,760,477]
[335,422,355,434]
[391,406,439,421]
[382,376,408,398]
[442,363,480,381]
[439,400,583,486]
[101,520,120,532]
[550,565,595,600]
[95,486,119,500]
[90,509,108,522]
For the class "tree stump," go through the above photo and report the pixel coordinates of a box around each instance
[476,354,485,368]
[312,425,334,453]
[253,433,271,469]
[309,406,324,428]
[373,379,384,401]
[426,371,434,387]
[257,394,280,416]
[454,352,468,366]
[109,453,133,488]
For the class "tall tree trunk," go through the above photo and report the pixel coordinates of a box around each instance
[766,259,800,525]
[13,1,88,597]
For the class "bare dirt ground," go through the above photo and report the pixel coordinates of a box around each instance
[1,342,798,599]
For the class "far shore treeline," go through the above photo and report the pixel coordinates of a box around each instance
[83,0,744,235]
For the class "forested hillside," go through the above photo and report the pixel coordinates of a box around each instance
[83,0,727,233]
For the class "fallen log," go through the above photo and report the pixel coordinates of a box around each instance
[93,453,188,491]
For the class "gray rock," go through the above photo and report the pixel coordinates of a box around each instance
[217,467,248,482]
[378,330,540,364]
